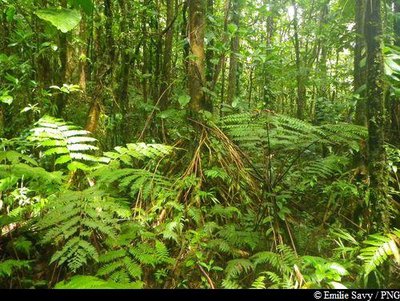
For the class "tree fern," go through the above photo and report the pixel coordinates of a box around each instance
[221,112,367,154]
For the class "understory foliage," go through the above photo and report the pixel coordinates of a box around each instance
[1,113,399,288]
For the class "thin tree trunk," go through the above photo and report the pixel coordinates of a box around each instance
[142,8,149,103]
[181,0,189,75]
[292,0,306,120]
[205,0,214,84]
[226,0,241,105]
[354,0,367,126]
[117,0,132,143]
[211,0,230,90]
[56,0,69,117]
[159,0,174,110]
[314,1,329,124]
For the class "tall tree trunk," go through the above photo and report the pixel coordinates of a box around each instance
[211,0,230,90]
[354,0,367,126]
[142,7,149,103]
[117,0,132,143]
[181,0,190,75]
[226,0,241,105]
[85,0,114,134]
[314,0,329,125]
[79,13,88,93]
[188,0,211,112]
[292,0,306,120]
[159,0,174,110]
[205,0,214,84]
[152,1,162,102]
[56,0,69,117]
[262,0,275,109]
[365,0,389,229]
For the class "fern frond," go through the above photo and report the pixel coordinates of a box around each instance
[29,116,99,171]
[0,260,31,277]
[37,187,121,272]
[225,258,254,279]
[359,230,400,276]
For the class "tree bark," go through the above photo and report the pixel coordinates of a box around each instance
[205,0,214,84]
[292,0,306,120]
[85,0,114,134]
[159,0,174,110]
[226,0,241,105]
[56,0,69,117]
[365,0,389,229]
[188,0,211,112]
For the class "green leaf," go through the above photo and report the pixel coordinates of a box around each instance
[0,94,13,105]
[36,8,82,33]
[70,0,94,14]
[228,23,238,34]
[178,94,190,108]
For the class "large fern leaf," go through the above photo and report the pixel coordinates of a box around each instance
[359,230,400,276]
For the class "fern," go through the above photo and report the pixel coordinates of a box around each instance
[36,187,128,272]
[221,112,367,158]
[222,278,241,289]
[98,222,175,284]
[301,155,348,180]
[359,230,400,276]
[0,260,31,277]
[224,258,254,279]
[217,224,260,250]
[93,142,176,203]
[29,116,101,171]
[103,143,173,163]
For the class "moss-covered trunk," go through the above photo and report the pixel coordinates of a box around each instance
[365,0,389,230]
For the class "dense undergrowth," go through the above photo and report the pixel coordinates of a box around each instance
[1,112,399,289]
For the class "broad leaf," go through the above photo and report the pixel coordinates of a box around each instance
[36,8,81,33]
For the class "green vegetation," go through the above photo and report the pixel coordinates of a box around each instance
[1,0,400,289]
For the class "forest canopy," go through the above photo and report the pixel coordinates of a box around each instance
[1,0,400,289]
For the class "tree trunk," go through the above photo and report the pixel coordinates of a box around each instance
[188,0,211,112]
[85,0,114,134]
[205,0,214,84]
[142,8,149,103]
[365,0,389,229]
[314,1,329,125]
[354,0,367,126]
[181,0,189,75]
[292,0,306,120]
[56,0,69,117]
[226,0,241,105]
[159,0,174,110]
